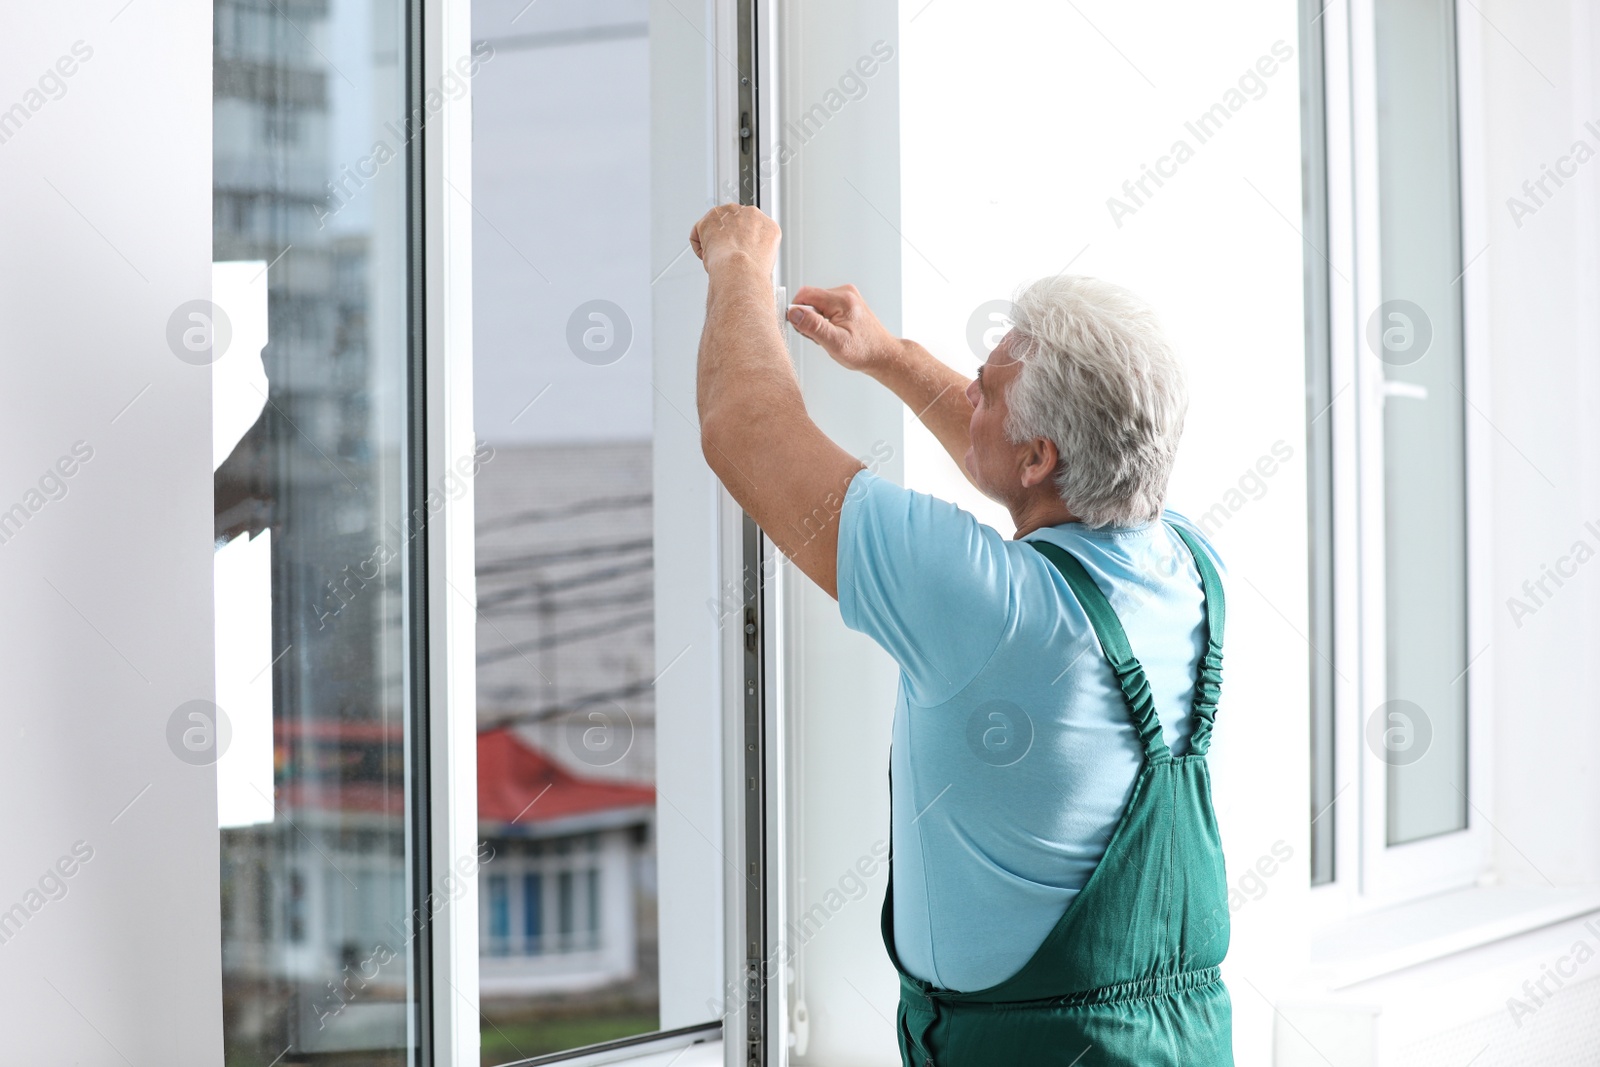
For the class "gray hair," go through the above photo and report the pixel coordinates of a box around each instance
[1003,275,1187,528]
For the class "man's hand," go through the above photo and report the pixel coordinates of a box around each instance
[690,204,780,276]
[788,281,982,489]
[787,284,899,373]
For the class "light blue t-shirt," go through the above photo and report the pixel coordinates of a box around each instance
[836,470,1224,992]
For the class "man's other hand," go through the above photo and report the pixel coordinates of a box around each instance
[690,204,780,275]
[787,284,899,374]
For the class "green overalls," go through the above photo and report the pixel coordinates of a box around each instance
[881,525,1232,1066]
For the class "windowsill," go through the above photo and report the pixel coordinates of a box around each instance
[1310,884,1600,989]
[498,1029,721,1067]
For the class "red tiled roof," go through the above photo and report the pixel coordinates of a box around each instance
[265,724,654,824]
[477,728,654,825]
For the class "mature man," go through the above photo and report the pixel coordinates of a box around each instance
[690,204,1231,1066]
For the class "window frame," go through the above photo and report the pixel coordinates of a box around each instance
[421,0,481,1062]
[717,2,790,1064]
[1309,0,1494,915]
[424,0,780,1063]
[1301,0,1338,890]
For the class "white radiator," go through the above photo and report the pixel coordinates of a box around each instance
[1392,976,1600,1067]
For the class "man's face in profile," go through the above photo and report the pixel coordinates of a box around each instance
[964,332,1029,505]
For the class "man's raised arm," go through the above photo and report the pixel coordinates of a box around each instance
[691,205,864,599]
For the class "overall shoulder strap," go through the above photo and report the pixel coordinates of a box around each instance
[1029,540,1170,763]
[1169,524,1225,755]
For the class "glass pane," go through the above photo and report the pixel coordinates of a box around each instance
[213,0,418,1062]
[1300,0,1337,885]
[470,0,720,1061]
[1372,0,1469,844]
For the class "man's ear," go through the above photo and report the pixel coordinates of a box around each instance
[1018,437,1059,489]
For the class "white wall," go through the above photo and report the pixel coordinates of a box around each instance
[0,1,221,1063]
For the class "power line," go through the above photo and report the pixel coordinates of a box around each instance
[480,586,654,620]
[476,557,654,608]
[475,537,651,577]
[476,493,651,535]
[476,610,654,665]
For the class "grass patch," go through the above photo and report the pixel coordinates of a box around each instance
[480,1010,658,1065]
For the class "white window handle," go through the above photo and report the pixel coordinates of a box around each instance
[1382,379,1429,402]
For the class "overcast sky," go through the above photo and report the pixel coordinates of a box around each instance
[472,0,656,446]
